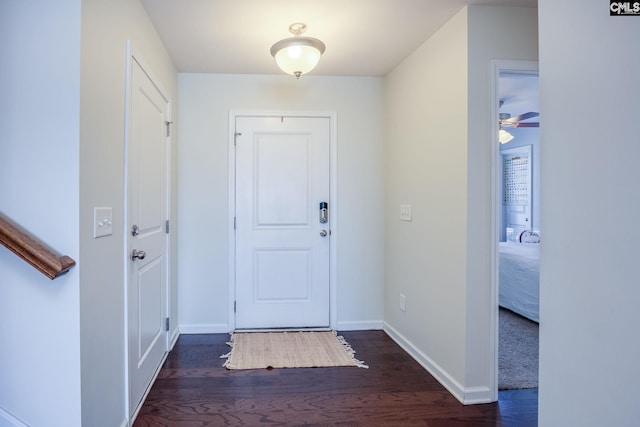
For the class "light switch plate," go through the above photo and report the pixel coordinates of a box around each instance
[94,207,113,238]
[399,204,412,221]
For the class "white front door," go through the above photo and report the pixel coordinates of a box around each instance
[235,116,330,329]
[126,55,169,416]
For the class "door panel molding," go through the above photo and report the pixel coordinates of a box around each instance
[228,111,337,332]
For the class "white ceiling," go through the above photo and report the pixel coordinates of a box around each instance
[140,0,537,77]
[499,73,539,119]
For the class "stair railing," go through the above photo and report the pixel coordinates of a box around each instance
[0,211,76,280]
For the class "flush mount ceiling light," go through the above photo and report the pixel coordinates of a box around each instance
[270,23,326,79]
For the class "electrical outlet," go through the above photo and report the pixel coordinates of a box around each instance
[400,204,412,221]
[400,293,406,312]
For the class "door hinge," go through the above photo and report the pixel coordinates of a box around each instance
[234,132,241,146]
[166,121,173,137]
[234,217,236,230]
[234,301,237,313]
[165,219,170,234]
[165,317,170,331]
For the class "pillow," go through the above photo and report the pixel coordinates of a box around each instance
[506,228,523,242]
[519,230,540,243]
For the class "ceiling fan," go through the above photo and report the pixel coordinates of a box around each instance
[499,111,539,128]
[497,97,539,143]
[498,112,538,143]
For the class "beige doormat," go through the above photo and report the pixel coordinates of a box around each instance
[221,331,368,370]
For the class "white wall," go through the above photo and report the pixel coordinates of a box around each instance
[177,74,385,332]
[0,1,82,426]
[384,6,469,398]
[384,5,537,403]
[79,0,178,425]
[538,1,640,425]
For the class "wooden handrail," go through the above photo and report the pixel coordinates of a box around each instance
[0,211,76,280]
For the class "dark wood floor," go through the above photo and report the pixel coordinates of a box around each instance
[134,331,537,426]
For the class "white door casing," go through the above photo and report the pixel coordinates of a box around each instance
[126,51,170,418]
[232,114,335,330]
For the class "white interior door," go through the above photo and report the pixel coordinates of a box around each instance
[235,116,330,329]
[127,55,169,416]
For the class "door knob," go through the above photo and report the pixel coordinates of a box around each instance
[320,230,329,237]
[131,249,146,261]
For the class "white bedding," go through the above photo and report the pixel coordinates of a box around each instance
[499,242,540,322]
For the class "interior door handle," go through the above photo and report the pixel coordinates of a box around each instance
[320,230,329,237]
[131,249,146,261]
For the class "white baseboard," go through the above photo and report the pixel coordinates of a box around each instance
[383,322,492,405]
[0,406,28,427]
[336,320,384,331]
[462,386,493,405]
[169,328,180,349]
[179,323,229,334]
[0,404,131,427]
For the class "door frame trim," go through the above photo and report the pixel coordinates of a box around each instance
[489,60,539,401]
[227,110,338,332]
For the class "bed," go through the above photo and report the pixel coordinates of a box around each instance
[499,241,540,322]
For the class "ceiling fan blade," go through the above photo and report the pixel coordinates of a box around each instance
[514,122,539,128]
[503,111,539,125]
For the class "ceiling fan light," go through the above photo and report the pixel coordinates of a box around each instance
[499,129,514,144]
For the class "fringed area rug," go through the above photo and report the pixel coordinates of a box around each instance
[221,331,368,370]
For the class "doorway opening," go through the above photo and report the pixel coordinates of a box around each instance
[491,61,540,399]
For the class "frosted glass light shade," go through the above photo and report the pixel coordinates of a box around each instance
[270,37,326,78]
[499,129,514,144]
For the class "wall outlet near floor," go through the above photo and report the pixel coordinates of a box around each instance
[399,293,406,312]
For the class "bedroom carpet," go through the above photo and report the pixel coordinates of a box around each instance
[499,307,539,390]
